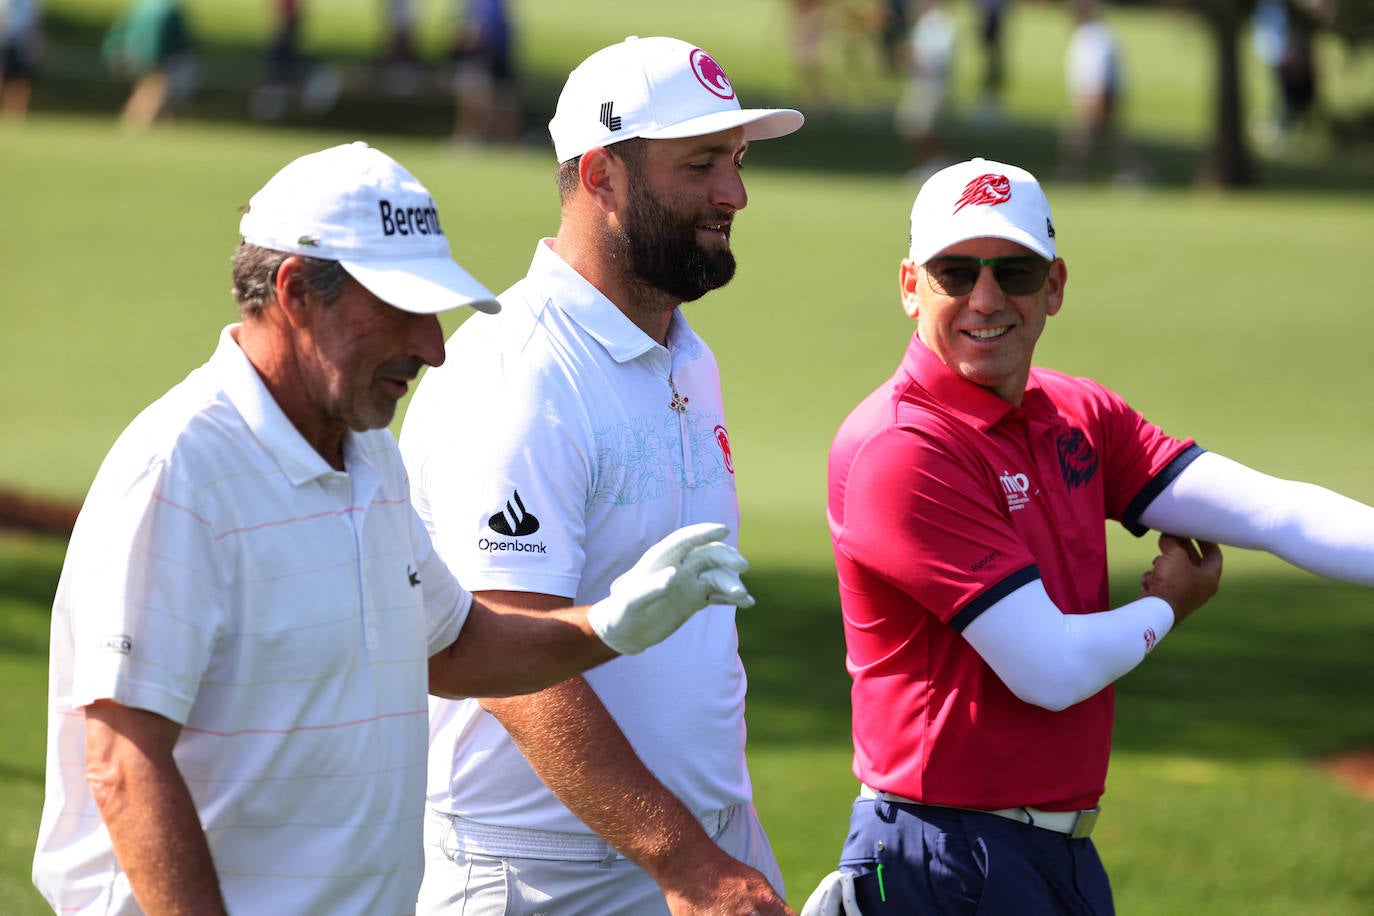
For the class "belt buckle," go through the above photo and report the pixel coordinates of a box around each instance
[1070,806,1101,839]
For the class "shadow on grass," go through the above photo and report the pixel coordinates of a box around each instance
[28,11,1374,193]
[0,537,64,657]
[0,760,43,788]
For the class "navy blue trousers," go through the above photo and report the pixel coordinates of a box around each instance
[837,797,1114,915]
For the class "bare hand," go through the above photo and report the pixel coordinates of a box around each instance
[663,856,794,916]
[1139,534,1223,626]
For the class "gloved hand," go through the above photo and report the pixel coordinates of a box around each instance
[587,522,754,655]
[800,870,861,916]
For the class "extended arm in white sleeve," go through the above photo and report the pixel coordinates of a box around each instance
[1139,451,1374,586]
[961,579,1175,712]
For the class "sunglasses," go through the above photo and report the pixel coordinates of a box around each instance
[923,255,1052,297]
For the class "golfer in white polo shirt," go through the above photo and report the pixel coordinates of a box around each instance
[32,141,757,916]
[400,36,803,915]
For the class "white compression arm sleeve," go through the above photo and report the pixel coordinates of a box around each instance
[1140,451,1374,586]
[961,579,1175,712]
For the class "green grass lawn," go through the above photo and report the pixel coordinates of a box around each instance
[3,1,1374,912]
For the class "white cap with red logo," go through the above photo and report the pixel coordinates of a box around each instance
[548,36,804,164]
[908,158,1057,266]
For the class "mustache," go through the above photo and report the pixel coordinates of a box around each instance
[377,357,427,379]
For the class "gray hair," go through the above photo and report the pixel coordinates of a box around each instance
[230,242,351,319]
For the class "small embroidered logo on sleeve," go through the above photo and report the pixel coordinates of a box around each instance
[487,489,541,536]
[1143,627,1158,653]
[100,635,133,655]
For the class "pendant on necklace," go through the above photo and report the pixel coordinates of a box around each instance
[668,376,690,413]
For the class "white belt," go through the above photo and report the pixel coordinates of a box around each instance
[437,805,735,863]
[859,784,1101,839]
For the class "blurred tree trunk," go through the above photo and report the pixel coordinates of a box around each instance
[1194,0,1260,186]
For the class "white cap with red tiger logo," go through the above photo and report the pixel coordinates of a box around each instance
[548,35,804,164]
[908,158,1057,266]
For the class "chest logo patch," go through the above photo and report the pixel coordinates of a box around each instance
[999,470,1032,511]
[714,425,734,475]
[1057,428,1100,490]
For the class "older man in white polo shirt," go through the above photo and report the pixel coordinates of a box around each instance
[32,141,757,916]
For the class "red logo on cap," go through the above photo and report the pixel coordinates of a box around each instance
[715,425,734,474]
[691,49,735,100]
[953,174,1012,213]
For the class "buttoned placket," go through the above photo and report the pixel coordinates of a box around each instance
[337,449,382,654]
[1002,407,1048,515]
[663,342,693,481]
[1014,404,1078,563]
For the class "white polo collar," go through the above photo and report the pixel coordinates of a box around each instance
[528,240,704,366]
[212,325,367,487]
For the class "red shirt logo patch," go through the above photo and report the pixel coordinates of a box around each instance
[715,425,735,474]
[954,173,1012,213]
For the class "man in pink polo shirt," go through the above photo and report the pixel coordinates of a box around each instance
[809,158,1374,915]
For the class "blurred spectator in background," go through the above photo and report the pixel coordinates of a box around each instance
[380,0,423,95]
[0,0,42,119]
[789,0,830,110]
[448,0,520,144]
[894,0,956,180]
[249,1,341,123]
[266,0,301,87]
[972,0,1008,123]
[1059,0,1142,184]
[250,0,301,119]
[879,0,911,73]
[1251,0,1318,147]
[839,0,893,100]
[382,0,417,64]
[101,0,196,129]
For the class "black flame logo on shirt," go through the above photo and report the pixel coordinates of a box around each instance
[1057,428,1099,490]
[487,490,541,537]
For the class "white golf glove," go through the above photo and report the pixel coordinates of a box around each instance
[587,522,754,655]
[800,870,862,916]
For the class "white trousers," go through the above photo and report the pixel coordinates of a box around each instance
[416,803,785,915]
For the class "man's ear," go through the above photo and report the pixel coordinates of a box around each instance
[899,259,921,319]
[273,256,313,329]
[578,146,624,215]
[1045,257,1067,317]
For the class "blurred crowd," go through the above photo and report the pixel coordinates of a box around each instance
[784,0,1342,184]
[1,0,524,141]
[0,0,1353,179]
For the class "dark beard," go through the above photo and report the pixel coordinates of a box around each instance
[615,179,737,303]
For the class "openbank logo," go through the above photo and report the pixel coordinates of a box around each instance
[480,490,548,555]
[487,490,540,537]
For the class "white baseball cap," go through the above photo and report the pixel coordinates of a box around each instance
[908,158,1057,266]
[548,36,804,164]
[239,141,499,315]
